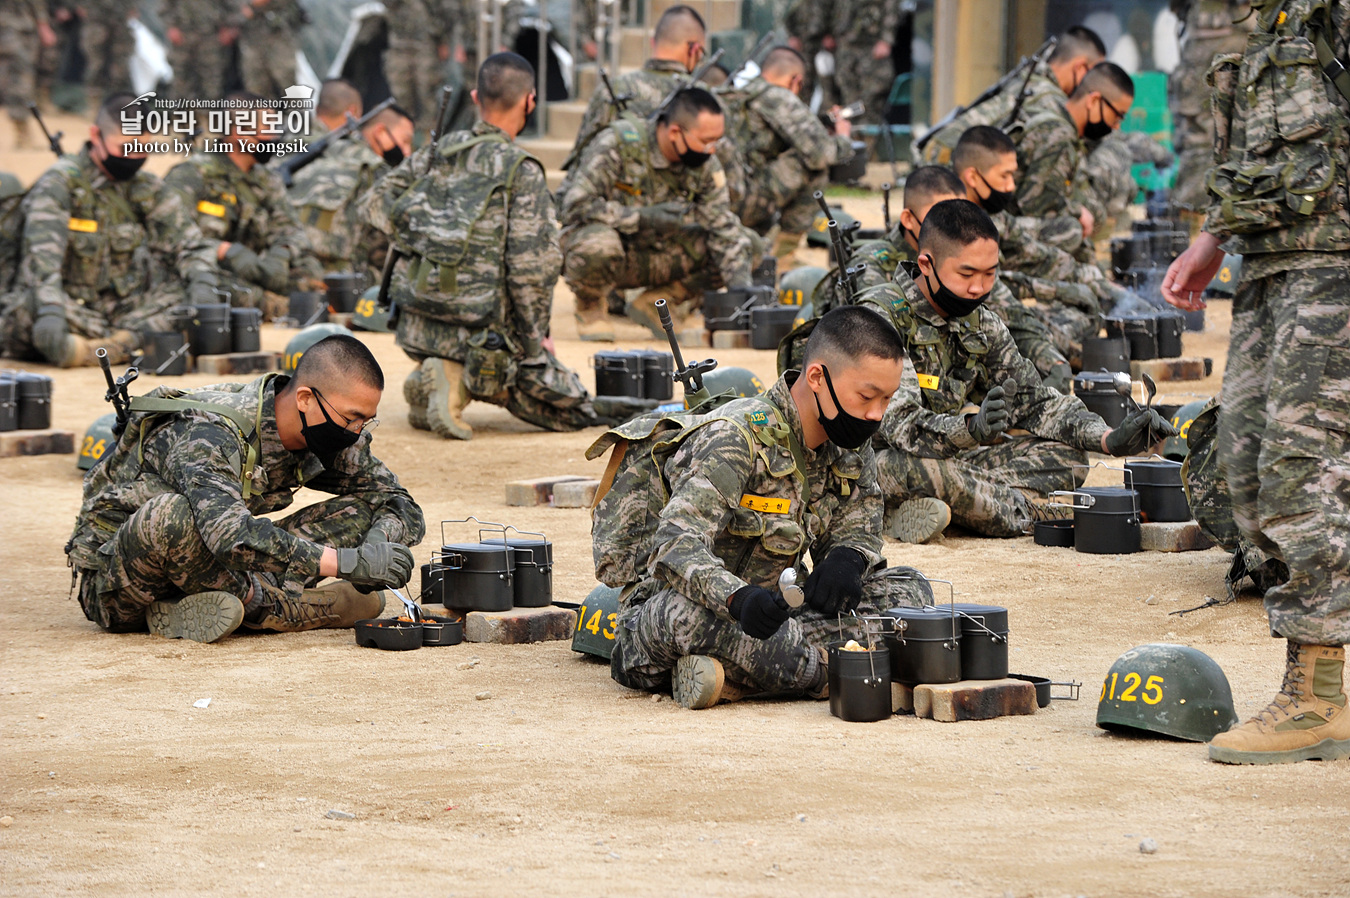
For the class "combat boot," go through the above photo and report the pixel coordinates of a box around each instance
[884,498,951,544]
[806,646,830,700]
[422,357,473,441]
[12,117,32,151]
[1209,642,1350,765]
[624,289,668,339]
[772,230,806,268]
[672,655,751,709]
[402,367,430,431]
[147,591,245,644]
[304,581,385,628]
[574,297,616,342]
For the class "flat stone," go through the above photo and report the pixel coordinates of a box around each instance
[1129,357,1212,383]
[552,479,600,508]
[891,682,914,714]
[676,327,710,348]
[504,475,592,507]
[193,351,281,376]
[912,678,1038,722]
[328,312,354,328]
[0,429,75,458]
[711,329,752,349]
[464,605,577,644]
[1141,520,1215,553]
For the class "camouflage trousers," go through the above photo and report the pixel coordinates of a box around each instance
[386,35,445,128]
[81,14,134,99]
[739,156,829,235]
[612,567,933,695]
[75,491,379,633]
[239,29,297,99]
[1026,300,1099,366]
[216,272,290,321]
[832,42,894,128]
[561,223,735,312]
[168,32,232,102]
[1219,263,1350,645]
[0,19,38,120]
[874,434,1089,537]
[0,283,186,361]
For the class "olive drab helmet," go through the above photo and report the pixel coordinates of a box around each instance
[283,323,354,374]
[1161,397,1211,461]
[1096,643,1239,742]
[1205,253,1242,298]
[572,584,621,660]
[688,366,766,408]
[349,286,392,333]
[777,266,828,307]
[77,413,118,471]
[806,207,859,248]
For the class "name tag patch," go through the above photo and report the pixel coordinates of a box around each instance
[916,373,940,390]
[67,218,98,233]
[197,200,227,218]
[740,494,790,514]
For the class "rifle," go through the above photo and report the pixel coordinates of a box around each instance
[1002,36,1058,128]
[652,47,726,120]
[378,85,456,326]
[814,190,858,299]
[277,96,396,187]
[914,36,1057,153]
[657,298,716,406]
[598,67,631,114]
[881,182,892,234]
[722,31,776,85]
[28,103,65,157]
[96,347,138,436]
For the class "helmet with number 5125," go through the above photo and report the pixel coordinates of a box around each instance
[1096,643,1239,742]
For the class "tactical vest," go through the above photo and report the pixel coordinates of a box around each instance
[716,79,776,170]
[38,156,147,301]
[609,119,699,205]
[1205,0,1350,249]
[189,155,265,246]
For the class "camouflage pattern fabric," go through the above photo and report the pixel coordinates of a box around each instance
[160,0,239,101]
[239,0,304,98]
[917,59,1065,165]
[785,0,832,101]
[559,117,755,307]
[717,77,854,234]
[0,145,217,358]
[164,152,322,311]
[1009,103,1085,220]
[384,0,455,128]
[67,374,425,631]
[828,0,900,127]
[0,1,46,123]
[288,134,392,282]
[80,0,136,100]
[560,58,687,172]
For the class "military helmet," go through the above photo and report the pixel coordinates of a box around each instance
[283,322,354,374]
[0,172,23,202]
[1161,397,1211,460]
[1205,252,1242,297]
[806,207,860,248]
[1096,643,1238,742]
[77,413,119,472]
[778,266,828,307]
[572,584,621,660]
[349,286,392,333]
[690,366,766,407]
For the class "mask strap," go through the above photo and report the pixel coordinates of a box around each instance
[820,365,847,417]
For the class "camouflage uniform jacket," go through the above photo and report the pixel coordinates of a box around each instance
[241,0,307,34]
[288,134,391,280]
[833,0,901,47]
[67,374,425,586]
[864,263,1110,457]
[719,76,853,176]
[918,59,1064,164]
[991,209,1110,312]
[648,374,885,614]
[559,117,753,286]
[164,152,322,294]
[561,58,688,171]
[385,0,456,44]
[160,0,239,32]
[1009,101,1085,219]
[364,120,560,358]
[14,145,216,318]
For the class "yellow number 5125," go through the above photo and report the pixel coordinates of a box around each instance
[1100,672,1164,705]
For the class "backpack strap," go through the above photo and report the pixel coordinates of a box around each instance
[1311,6,1350,104]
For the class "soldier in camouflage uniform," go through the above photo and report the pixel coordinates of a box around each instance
[1,2,56,149]
[239,0,306,99]
[1169,0,1254,211]
[784,0,831,104]
[718,46,856,263]
[917,26,1107,166]
[1079,130,1175,225]
[861,200,1173,541]
[559,86,756,341]
[451,0,524,129]
[164,93,325,319]
[366,53,609,439]
[1163,0,1350,765]
[608,306,930,708]
[79,0,136,103]
[383,0,455,129]
[289,104,415,282]
[0,94,220,367]
[819,0,898,127]
[66,335,424,643]
[161,0,240,102]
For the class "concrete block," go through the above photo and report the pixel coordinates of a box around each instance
[912,678,1038,722]
[1130,357,1213,383]
[892,682,914,714]
[193,351,281,376]
[328,312,354,329]
[1141,520,1215,553]
[505,475,592,507]
[677,327,710,348]
[0,429,75,457]
[552,479,600,508]
[464,605,577,644]
[711,329,752,350]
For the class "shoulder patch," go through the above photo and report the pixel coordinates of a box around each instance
[67,217,98,233]
[197,200,226,218]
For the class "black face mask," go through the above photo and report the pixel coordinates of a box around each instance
[922,257,989,319]
[674,132,712,169]
[1083,101,1113,141]
[98,137,146,181]
[976,171,1015,214]
[813,365,881,450]
[380,144,405,167]
[300,392,361,469]
[251,142,277,164]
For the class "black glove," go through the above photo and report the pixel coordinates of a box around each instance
[967,385,1010,443]
[637,202,685,236]
[335,542,415,590]
[728,585,791,640]
[31,311,68,364]
[1104,408,1178,457]
[1042,362,1073,395]
[188,278,220,307]
[804,547,868,615]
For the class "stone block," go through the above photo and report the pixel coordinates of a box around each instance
[1141,520,1215,553]
[0,429,75,457]
[552,479,600,508]
[891,682,914,714]
[912,678,1038,722]
[676,327,710,348]
[1130,357,1212,383]
[504,475,592,507]
[464,605,577,644]
[193,351,281,376]
[711,329,752,349]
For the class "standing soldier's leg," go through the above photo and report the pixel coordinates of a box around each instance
[0,19,38,149]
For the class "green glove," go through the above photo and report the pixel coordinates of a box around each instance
[967,385,1010,443]
[336,542,414,590]
[638,202,685,236]
[188,278,220,307]
[31,311,69,364]
[1042,362,1073,395]
[1104,408,1178,456]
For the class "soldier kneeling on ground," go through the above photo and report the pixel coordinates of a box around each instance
[66,335,425,644]
[599,306,932,709]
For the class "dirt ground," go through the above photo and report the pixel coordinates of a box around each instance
[4,120,1350,897]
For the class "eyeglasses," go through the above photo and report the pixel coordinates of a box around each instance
[1100,95,1127,125]
[312,388,379,434]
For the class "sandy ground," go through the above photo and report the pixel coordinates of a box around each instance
[4,118,1350,897]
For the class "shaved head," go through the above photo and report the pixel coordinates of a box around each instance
[904,165,965,213]
[918,199,1000,262]
[761,46,807,79]
[477,52,536,113]
[951,125,1016,177]
[317,79,363,119]
[1072,61,1135,103]
[653,5,706,47]
[803,306,905,370]
[293,335,384,393]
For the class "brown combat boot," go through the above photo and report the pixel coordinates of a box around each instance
[772,230,806,268]
[403,367,430,432]
[884,498,951,544]
[422,357,473,441]
[1209,642,1350,765]
[672,655,753,709]
[806,646,830,700]
[573,290,615,342]
[624,288,668,339]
